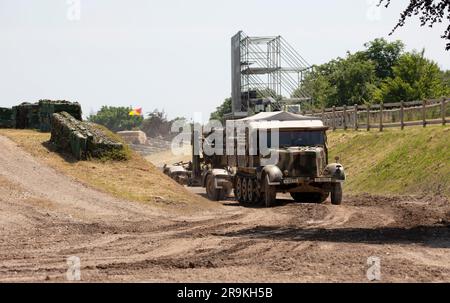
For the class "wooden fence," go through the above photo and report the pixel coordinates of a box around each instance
[303,97,449,131]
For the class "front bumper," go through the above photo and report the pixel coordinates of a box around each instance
[281,177,344,185]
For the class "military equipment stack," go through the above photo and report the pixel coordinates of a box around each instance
[50,112,124,160]
[27,103,40,129]
[39,100,82,132]
[0,107,13,128]
[2,100,126,161]
[0,100,82,131]
[12,103,40,129]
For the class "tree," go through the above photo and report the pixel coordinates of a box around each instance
[332,54,377,106]
[297,63,338,108]
[378,50,448,102]
[442,70,450,95]
[140,109,184,139]
[88,106,143,132]
[362,38,405,79]
[210,98,232,122]
[379,0,450,50]
[299,54,377,107]
[296,38,448,108]
[441,70,450,87]
[299,73,336,108]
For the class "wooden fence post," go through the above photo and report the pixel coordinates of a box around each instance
[442,98,447,126]
[422,99,427,128]
[354,104,359,131]
[343,105,347,130]
[322,107,325,125]
[379,103,384,132]
[332,106,336,131]
[400,100,405,130]
[367,104,370,131]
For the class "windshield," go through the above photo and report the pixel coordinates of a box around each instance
[267,130,325,148]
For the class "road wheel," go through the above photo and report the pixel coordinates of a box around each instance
[235,177,242,202]
[331,183,343,205]
[206,174,220,201]
[247,179,256,205]
[263,175,276,208]
[241,178,248,204]
[255,181,262,204]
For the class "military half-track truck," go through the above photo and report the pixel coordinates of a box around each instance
[165,111,345,207]
[231,112,345,207]
[200,111,346,207]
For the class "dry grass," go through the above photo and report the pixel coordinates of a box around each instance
[0,129,212,210]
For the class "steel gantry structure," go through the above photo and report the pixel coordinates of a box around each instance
[231,31,312,118]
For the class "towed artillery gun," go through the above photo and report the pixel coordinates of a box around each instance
[162,130,233,198]
[163,161,191,185]
[166,111,346,207]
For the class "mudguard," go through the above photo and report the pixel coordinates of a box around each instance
[324,163,346,181]
[168,166,188,174]
[202,169,231,187]
[259,165,283,185]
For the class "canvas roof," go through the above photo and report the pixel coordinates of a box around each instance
[238,111,321,122]
[236,111,327,130]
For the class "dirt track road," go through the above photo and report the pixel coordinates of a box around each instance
[0,135,449,282]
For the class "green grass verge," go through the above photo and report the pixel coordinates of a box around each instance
[327,126,450,197]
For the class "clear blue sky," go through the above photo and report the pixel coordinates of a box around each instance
[1,0,449,120]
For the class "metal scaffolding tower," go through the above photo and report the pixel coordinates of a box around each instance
[231,31,312,117]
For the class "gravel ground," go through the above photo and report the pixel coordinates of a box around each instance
[0,135,448,282]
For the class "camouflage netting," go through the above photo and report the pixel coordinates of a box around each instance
[12,103,40,129]
[39,100,82,132]
[0,107,13,128]
[50,112,124,160]
[8,100,82,131]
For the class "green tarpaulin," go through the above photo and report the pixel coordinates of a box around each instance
[50,112,123,160]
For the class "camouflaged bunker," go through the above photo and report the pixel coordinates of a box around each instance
[0,100,82,130]
[0,107,13,128]
[38,100,82,132]
[50,112,125,160]
[12,103,40,129]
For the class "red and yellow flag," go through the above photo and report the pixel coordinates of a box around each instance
[129,107,143,116]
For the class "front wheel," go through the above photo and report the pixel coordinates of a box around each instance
[206,174,221,201]
[263,176,277,208]
[330,183,343,205]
